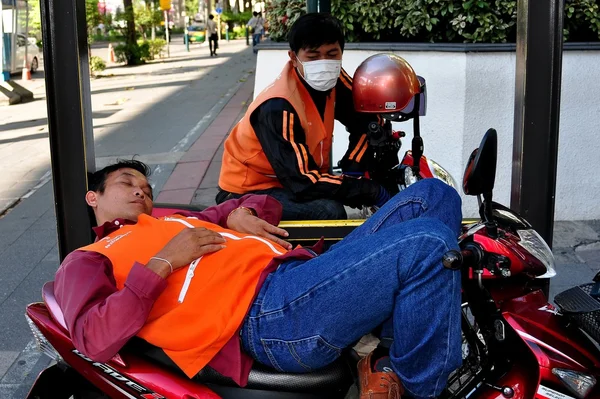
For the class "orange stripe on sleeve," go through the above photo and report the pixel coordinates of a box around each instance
[348,134,367,161]
[299,145,321,181]
[341,68,353,83]
[322,173,343,179]
[282,111,289,141]
[355,141,369,162]
[320,177,343,185]
[339,73,352,90]
[288,114,317,184]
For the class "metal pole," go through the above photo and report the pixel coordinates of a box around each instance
[511,0,564,248]
[40,0,96,261]
[164,10,170,57]
[320,0,331,13]
[217,14,221,40]
[307,0,317,13]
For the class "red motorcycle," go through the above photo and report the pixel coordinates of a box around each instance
[24,128,600,399]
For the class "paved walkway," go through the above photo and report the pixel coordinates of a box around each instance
[156,75,253,205]
[0,38,251,217]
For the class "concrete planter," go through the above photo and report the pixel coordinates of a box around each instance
[254,42,600,219]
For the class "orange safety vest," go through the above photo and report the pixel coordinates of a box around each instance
[219,60,336,194]
[80,214,287,377]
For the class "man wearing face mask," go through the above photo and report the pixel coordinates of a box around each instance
[217,13,390,220]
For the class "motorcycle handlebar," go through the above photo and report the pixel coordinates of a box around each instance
[442,244,483,270]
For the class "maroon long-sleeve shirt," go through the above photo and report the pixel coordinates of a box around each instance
[54,194,319,385]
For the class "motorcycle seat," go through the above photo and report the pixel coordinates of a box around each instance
[126,337,356,398]
[42,282,68,331]
[42,279,356,398]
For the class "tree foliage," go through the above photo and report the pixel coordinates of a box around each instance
[266,0,600,43]
[134,0,162,39]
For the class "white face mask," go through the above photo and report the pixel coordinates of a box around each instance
[298,59,342,92]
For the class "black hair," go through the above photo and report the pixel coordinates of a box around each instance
[209,14,214,20]
[288,13,345,53]
[88,159,152,194]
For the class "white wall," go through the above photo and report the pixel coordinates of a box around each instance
[254,50,600,220]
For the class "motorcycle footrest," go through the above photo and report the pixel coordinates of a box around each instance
[555,285,600,314]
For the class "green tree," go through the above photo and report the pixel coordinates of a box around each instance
[185,0,199,16]
[114,0,143,64]
[134,0,162,39]
[86,0,103,43]
[28,0,42,39]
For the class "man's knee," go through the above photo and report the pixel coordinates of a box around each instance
[418,179,462,215]
[315,200,347,220]
[407,217,458,253]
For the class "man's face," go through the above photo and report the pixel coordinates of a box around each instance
[86,168,153,225]
[289,42,343,77]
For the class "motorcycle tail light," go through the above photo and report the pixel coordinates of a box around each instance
[552,368,596,398]
[26,316,63,363]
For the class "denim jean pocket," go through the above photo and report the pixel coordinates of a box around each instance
[261,335,342,373]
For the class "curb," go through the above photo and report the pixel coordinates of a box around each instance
[155,74,255,204]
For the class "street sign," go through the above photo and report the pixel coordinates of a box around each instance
[216,7,223,14]
[159,0,171,10]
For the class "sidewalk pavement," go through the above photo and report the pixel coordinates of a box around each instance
[0,38,251,217]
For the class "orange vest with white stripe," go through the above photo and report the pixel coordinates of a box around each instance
[80,214,287,377]
[219,61,336,194]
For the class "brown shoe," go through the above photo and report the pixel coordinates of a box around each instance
[358,351,404,399]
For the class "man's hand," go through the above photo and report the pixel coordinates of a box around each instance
[147,228,226,278]
[227,208,292,250]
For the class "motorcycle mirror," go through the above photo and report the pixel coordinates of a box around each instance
[462,129,498,196]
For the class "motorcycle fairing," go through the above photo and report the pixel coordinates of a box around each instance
[501,290,600,397]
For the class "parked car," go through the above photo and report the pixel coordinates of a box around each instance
[186,24,205,43]
[16,33,40,73]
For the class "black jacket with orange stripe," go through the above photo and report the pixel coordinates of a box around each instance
[247,68,383,207]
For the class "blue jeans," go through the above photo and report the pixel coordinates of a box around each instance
[216,187,347,220]
[252,33,262,51]
[240,179,463,398]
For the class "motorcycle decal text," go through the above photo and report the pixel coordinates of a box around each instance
[536,385,575,399]
[72,349,166,399]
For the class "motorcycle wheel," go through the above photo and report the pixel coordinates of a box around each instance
[440,303,486,398]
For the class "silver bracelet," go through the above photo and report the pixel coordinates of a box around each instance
[150,257,173,274]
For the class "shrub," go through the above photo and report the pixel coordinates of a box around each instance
[90,55,106,72]
[144,39,167,60]
[114,42,149,65]
[221,11,253,25]
[265,0,305,42]
[89,56,106,74]
[564,0,600,41]
[266,0,600,43]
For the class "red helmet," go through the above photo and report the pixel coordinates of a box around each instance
[353,54,423,117]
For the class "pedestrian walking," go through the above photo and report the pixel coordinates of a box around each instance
[207,14,219,56]
[247,11,264,54]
